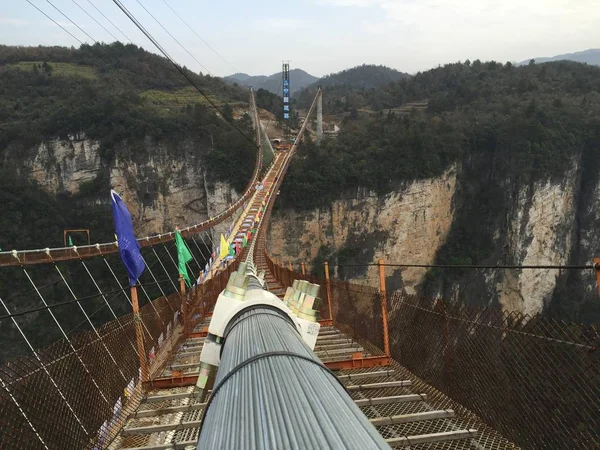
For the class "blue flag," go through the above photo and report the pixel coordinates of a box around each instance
[111,190,145,286]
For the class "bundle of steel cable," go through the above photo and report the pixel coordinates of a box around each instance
[197,306,389,449]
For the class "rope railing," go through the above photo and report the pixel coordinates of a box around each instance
[0,91,264,267]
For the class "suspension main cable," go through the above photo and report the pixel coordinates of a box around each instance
[336,263,595,270]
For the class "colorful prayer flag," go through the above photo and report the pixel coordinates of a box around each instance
[219,234,228,259]
[175,230,193,287]
[111,190,145,287]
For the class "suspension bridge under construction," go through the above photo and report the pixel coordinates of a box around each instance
[0,79,598,450]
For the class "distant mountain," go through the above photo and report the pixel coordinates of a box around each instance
[519,49,600,66]
[294,64,410,112]
[224,72,257,83]
[223,69,318,95]
[316,64,410,89]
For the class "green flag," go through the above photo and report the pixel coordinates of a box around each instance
[175,230,193,287]
[68,235,74,246]
[243,235,247,247]
[228,243,235,257]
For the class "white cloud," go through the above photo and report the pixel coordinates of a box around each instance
[252,18,305,32]
[0,17,28,26]
[314,0,600,74]
[45,20,76,29]
[315,0,377,6]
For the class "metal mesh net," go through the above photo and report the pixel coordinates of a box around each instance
[0,231,240,450]
[0,289,182,449]
[387,292,600,449]
[329,279,384,353]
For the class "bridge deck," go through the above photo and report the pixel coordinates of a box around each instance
[110,310,513,448]
[105,150,515,449]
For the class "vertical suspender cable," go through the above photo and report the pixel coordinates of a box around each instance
[102,257,154,340]
[0,296,89,435]
[149,246,179,293]
[22,267,110,406]
[52,264,129,382]
[0,374,49,449]
[78,260,142,358]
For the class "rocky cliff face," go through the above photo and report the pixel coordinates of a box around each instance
[269,159,600,322]
[496,175,577,315]
[269,166,458,292]
[16,136,239,237]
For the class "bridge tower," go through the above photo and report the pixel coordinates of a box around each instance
[282,61,291,143]
[316,87,323,145]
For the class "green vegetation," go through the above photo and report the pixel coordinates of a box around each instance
[318,64,409,89]
[281,60,600,324]
[295,64,409,113]
[0,43,255,190]
[0,43,260,360]
[255,87,284,120]
[283,60,600,209]
[9,61,97,78]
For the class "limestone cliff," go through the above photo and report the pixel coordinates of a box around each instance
[268,166,458,291]
[15,136,239,237]
[269,160,600,321]
[496,174,577,315]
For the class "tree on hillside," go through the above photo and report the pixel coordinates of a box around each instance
[222,103,234,122]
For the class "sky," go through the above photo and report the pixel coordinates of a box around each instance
[1,0,600,78]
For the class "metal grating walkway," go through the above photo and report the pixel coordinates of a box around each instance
[109,317,515,449]
[107,145,516,449]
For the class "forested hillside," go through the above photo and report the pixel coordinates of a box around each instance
[0,43,260,249]
[223,68,317,94]
[283,60,600,207]
[277,60,600,324]
[0,43,261,360]
[294,64,410,113]
[0,43,250,152]
[520,48,600,66]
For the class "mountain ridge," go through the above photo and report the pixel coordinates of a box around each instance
[223,69,318,95]
[316,64,410,89]
[519,48,600,66]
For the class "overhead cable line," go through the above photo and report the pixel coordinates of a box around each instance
[111,0,259,149]
[27,0,257,152]
[25,0,85,45]
[72,0,218,100]
[27,1,214,116]
[84,0,132,42]
[337,263,596,270]
[71,0,119,41]
[133,0,212,75]
[45,0,96,43]
[160,0,239,74]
